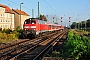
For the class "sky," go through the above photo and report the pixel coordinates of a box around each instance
[0,0,90,26]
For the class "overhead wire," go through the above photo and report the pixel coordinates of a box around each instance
[80,1,90,15]
[5,0,90,20]
[43,0,60,16]
[79,1,90,20]
[6,0,60,17]
[7,0,38,14]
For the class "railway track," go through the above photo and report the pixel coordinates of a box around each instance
[19,30,68,60]
[0,30,64,60]
[0,30,54,50]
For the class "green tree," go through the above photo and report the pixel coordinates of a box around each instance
[40,14,47,21]
[87,19,90,28]
[71,22,77,29]
[71,19,90,30]
[54,22,58,24]
[82,21,85,29]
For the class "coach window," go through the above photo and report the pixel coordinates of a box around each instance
[49,25,52,28]
[39,20,42,24]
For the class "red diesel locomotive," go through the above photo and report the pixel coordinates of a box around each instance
[22,18,64,39]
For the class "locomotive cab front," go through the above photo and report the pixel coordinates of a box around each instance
[23,18,37,39]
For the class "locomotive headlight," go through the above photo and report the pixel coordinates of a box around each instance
[34,29,35,30]
[25,29,26,30]
[24,26,29,28]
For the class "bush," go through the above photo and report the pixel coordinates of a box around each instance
[63,30,90,60]
[0,29,20,43]
[2,29,12,34]
[0,28,2,32]
[15,26,24,33]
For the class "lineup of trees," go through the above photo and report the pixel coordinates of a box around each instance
[71,19,90,29]
[39,14,90,28]
[39,14,58,24]
[39,14,47,21]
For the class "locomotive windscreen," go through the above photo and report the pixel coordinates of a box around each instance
[24,19,30,24]
[24,19,36,24]
[31,20,36,24]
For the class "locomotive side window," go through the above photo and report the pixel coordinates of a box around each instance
[38,20,46,24]
[39,20,43,24]
[31,20,36,24]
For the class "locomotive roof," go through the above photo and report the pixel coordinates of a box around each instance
[29,18,39,20]
[25,18,64,27]
[28,18,47,21]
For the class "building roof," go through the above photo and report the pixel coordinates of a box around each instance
[0,4,14,14]
[0,4,6,8]
[12,9,29,16]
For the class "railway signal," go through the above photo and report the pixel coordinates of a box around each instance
[53,17,55,23]
[75,18,77,29]
[52,15,56,23]
[68,16,72,28]
[60,16,64,26]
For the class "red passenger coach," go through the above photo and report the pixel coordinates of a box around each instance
[23,18,64,39]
